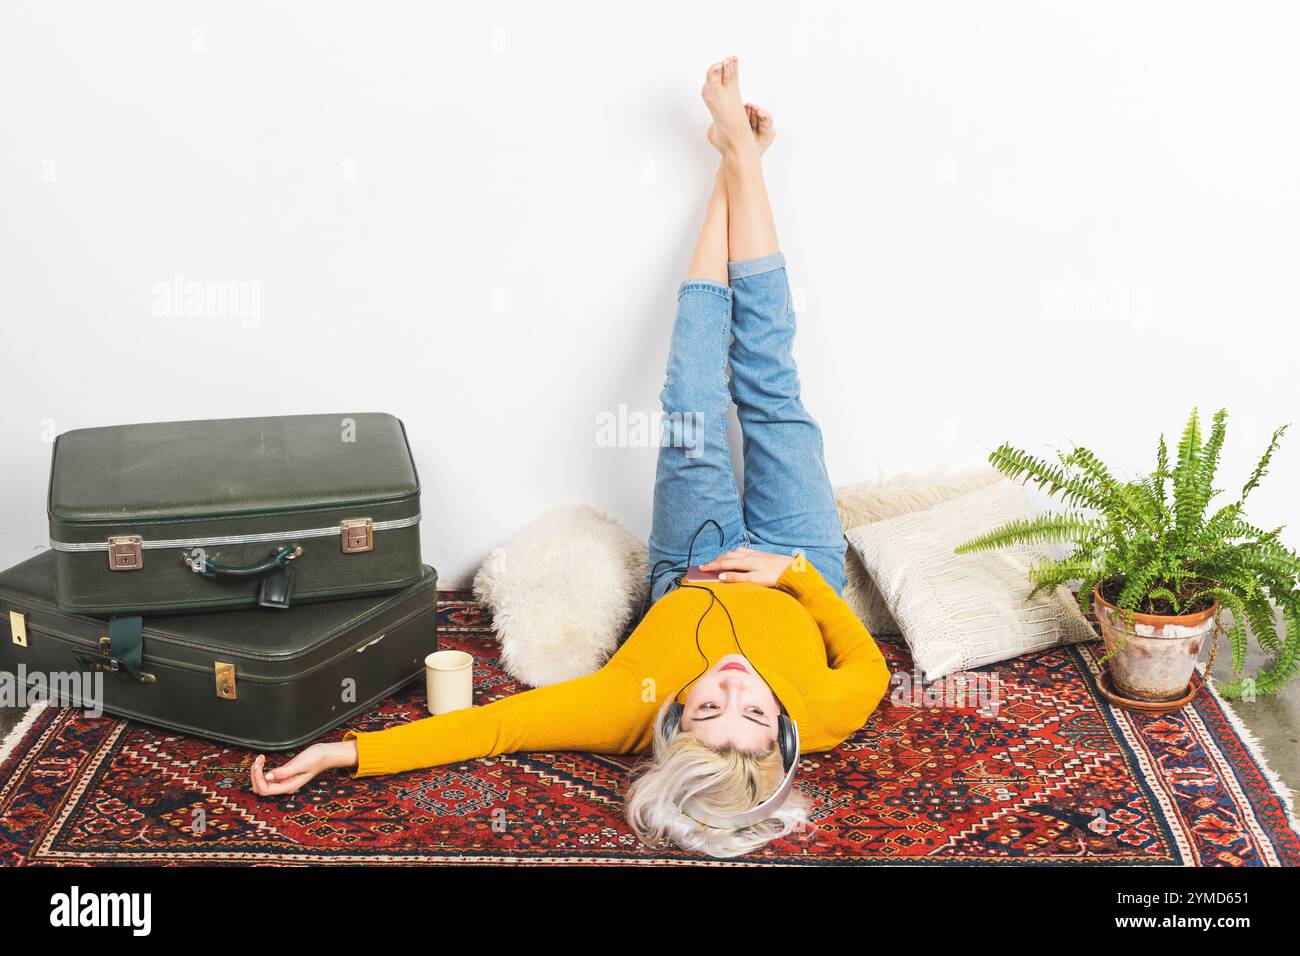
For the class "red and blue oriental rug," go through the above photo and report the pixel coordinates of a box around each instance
[1,592,1296,865]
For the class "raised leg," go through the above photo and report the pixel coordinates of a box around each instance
[686,164,729,285]
[703,59,846,592]
[647,121,745,603]
[728,254,845,593]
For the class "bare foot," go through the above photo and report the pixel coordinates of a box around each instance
[709,101,775,156]
[701,57,753,154]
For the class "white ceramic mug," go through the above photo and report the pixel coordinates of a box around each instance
[425,650,473,716]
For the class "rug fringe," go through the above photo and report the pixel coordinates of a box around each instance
[0,701,49,768]
[1201,670,1300,839]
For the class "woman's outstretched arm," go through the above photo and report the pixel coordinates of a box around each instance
[250,661,652,796]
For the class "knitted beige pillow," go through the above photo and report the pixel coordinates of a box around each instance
[844,479,1095,679]
[835,469,1002,634]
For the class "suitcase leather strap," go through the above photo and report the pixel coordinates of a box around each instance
[107,615,146,681]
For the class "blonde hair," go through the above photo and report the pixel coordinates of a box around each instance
[624,698,810,858]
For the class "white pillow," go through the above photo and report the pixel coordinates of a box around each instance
[844,479,1095,679]
[835,468,1003,634]
[473,504,648,688]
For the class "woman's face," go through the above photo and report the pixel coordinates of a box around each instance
[679,653,780,754]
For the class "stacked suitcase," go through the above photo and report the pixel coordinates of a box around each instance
[0,412,437,750]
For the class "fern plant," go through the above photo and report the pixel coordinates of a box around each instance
[954,408,1299,699]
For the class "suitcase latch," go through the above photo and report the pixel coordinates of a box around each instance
[340,517,374,554]
[214,661,237,700]
[107,535,144,571]
[9,611,27,647]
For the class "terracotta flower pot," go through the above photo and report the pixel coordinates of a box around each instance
[1092,586,1218,702]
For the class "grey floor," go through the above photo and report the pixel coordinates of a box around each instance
[2,638,1297,798]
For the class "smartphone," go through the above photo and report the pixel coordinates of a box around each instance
[685,565,722,583]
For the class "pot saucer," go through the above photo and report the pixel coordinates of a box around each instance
[1098,671,1199,714]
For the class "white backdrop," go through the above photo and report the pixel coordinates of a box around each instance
[2,1,1297,586]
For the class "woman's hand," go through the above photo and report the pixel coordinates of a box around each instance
[250,740,358,796]
[699,548,799,587]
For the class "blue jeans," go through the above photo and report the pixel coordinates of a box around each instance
[647,252,846,602]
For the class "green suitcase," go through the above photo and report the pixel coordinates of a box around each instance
[47,412,423,615]
[0,551,438,751]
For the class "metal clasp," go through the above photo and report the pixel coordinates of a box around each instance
[10,611,27,647]
[107,535,144,571]
[340,517,374,554]
[215,661,237,700]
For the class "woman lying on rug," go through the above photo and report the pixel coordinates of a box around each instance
[250,57,890,858]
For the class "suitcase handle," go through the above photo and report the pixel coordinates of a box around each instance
[183,545,302,578]
[183,545,302,610]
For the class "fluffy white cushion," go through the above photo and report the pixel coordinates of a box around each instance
[835,468,1003,634]
[844,479,1094,679]
[473,504,648,688]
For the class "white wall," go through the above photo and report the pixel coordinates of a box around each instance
[2,1,1297,587]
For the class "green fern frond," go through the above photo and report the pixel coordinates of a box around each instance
[1173,407,1203,533]
[1148,587,1181,613]
[1202,587,1251,675]
[1027,557,1102,598]
[1059,445,1160,532]
[1187,409,1227,527]
[1240,423,1289,504]
[1077,569,1106,617]
[953,512,1102,555]
[1116,563,1163,611]
[1219,600,1300,699]
[986,443,1108,512]
[1243,593,1282,655]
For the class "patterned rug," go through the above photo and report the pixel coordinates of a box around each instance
[1,591,1297,866]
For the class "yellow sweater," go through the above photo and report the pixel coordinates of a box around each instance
[347,561,890,777]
